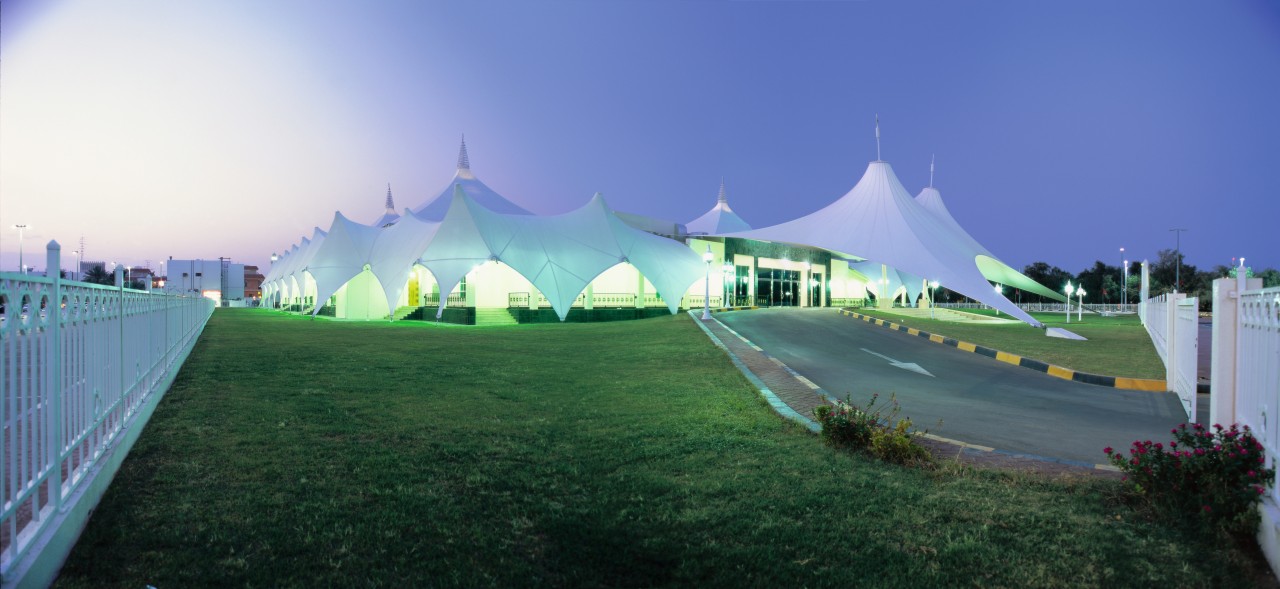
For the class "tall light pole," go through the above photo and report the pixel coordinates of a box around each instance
[13,224,29,274]
[1122,259,1129,307]
[72,249,81,281]
[701,245,713,320]
[993,283,1002,316]
[1065,282,1074,323]
[929,280,939,319]
[1170,228,1188,292]
[1118,247,1125,305]
[1077,287,1086,322]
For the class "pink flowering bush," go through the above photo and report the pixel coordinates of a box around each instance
[814,394,933,466]
[1106,423,1275,532]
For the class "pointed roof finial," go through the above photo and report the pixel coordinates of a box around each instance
[457,134,470,170]
[717,178,727,205]
[875,114,881,161]
[929,154,935,188]
[385,183,395,212]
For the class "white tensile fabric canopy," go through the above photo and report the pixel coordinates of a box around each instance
[686,180,751,235]
[276,184,703,321]
[914,186,1067,303]
[726,160,1045,326]
[411,138,533,221]
[419,186,703,320]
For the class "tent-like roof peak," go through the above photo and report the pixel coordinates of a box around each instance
[456,135,475,180]
[411,138,532,221]
[686,179,751,235]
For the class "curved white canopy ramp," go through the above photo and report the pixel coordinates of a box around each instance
[411,136,533,221]
[914,185,1067,303]
[726,160,1044,327]
[686,179,752,235]
[849,260,922,305]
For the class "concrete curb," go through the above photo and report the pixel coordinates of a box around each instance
[836,309,1168,393]
[687,312,822,432]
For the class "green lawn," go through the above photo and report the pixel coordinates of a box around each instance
[856,308,1167,379]
[55,309,1268,588]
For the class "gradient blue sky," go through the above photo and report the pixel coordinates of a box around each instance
[2,0,1277,276]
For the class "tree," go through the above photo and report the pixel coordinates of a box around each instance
[82,264,112,285]
[1021,262,1074,303]
[1147,249,1198,295]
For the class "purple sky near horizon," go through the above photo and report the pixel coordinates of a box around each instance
[1,0,1277,278]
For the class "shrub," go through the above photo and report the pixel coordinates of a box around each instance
[814,394,934,467]
[1106,422,1276,533]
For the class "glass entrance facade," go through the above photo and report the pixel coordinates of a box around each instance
[756,268,801,307]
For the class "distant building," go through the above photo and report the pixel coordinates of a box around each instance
[244,265,263,299]
[165,259,246,305]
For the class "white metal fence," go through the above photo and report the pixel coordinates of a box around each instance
[1218,282,1280,500]
[0,242,214,586]
[1141,291,1198,421]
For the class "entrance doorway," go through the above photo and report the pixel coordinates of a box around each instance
[756,268,800,307]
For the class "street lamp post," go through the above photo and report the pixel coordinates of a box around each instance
[929,280,939,319]
[723,261,733,307]
[1122,259,1129,307]
[13,224,29,274]
[1119,247,1125,305]
[701,246,713,320]
[72,250,81,281]
[1170,228,1188,292]
[1077,287,1086,322]
[1065,282,1074,323]
[993,284,1002,316]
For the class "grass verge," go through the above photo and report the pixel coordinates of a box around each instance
[54,309,1268,587]
[855,308,1166,379]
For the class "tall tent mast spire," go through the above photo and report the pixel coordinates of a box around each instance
[717,178,727,204]
[385,183,395,211]
[929,154,935,188]
[457,135,470,170]
[875,114,881,161]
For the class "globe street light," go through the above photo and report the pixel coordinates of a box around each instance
[929,280,939,319]
[701,245,713,320]
[993,283,1002,316]
[1077,287,1086,322]
[1064,282,1074,323]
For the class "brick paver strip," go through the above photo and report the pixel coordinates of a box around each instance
[690,312,1120,479]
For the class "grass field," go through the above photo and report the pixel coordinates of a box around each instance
[856,308,1167,379]
[54,309,1270,588]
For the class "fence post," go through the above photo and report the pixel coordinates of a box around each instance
[1211,278,1239,426]
[1165,292,1179,388]
[46,242,64,510]
[116,266,125,417]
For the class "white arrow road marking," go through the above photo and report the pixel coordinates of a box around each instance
[860,348,935,377]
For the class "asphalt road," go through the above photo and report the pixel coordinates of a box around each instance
[717,307,1190,465]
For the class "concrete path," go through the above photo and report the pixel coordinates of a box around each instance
[704,308,1191,468]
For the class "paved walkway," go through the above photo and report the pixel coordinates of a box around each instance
[691,312,1120,479]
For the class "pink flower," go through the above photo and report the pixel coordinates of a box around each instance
[1249,470,1257,478]
[1104,447,1113,454]
[1203,505,1212,513]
